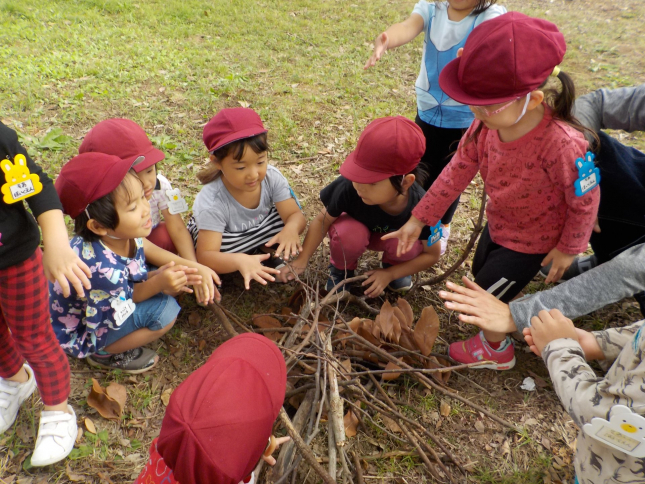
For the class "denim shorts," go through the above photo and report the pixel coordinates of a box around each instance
[101,293,180,349]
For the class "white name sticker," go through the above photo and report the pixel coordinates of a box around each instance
[583,405,645,457]
[165,188,188,215]
[111,291,136,326]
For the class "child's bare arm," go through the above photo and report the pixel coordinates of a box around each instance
[38,209,92,297]
[266,198,306,261]
[277,210,337,282]
[162,210,197,262]
[362,240,439,298]
[364,13,424,69]
[195,230,280,290]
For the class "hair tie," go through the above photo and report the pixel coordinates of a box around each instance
[551,66,561,77]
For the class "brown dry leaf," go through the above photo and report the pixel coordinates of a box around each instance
[398,327,417,352]
[413,306,440,356]
[280,307,297,326]
[501,439,511,457]
[160,388,173,406]
[392,307,409,332]
[97,472,115,484]
[288,393,304,410]
[440,400,451,417]
[252,314,282,342]
[340,359,352,375]
[87,379,127,421]
[357,320,380,346]
[396,298,414,328]
[474,420,485,433]
[381,414,402,433]
[379,301,395,340]
[348,317,362,332]
[84,417,96,434]
[187,311,201,327]
[391,314,402,344]
[344,409,359,438]
[288,287,306,313]
[66,463,84,482]
[198,340,206,351]
[425,356,451,385]
[372,315,382,340]
[382,361,402,381]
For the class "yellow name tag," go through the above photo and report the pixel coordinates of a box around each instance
[1,154,43,204]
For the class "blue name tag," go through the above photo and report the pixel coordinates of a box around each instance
[427,221,442,247]
[574,151,601,197]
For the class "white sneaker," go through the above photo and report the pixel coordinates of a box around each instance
[440,224,451,256]
[31,405,77,466]
[0,364,37,434]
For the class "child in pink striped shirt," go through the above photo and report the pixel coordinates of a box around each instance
[384,13,600,370]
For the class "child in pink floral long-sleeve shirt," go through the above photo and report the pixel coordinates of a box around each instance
[384,13,600,370]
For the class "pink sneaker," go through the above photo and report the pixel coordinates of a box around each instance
[448,331,516,370]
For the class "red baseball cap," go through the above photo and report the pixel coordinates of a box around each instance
[439,12,566,106]
[203,108,267,154]
[55,152,134,219]
[339,116,425,184]
[79,118,165,172]
[157,333,287,484]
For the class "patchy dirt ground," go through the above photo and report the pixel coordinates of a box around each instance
[1,0,645,483]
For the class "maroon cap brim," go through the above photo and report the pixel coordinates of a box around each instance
[339,150,392,184]
[439,58,526,106]
[207,127,268,153]
[127,145,166,172]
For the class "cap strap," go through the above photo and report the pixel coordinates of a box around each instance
[551,66,561,77]
[84,207,91,219]
[132,156,146,167]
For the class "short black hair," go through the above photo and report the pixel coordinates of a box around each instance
[74,171,139,242]
[198,133,269,185]
[389,163,428,195]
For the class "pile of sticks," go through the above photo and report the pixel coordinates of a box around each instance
[207,189,516,483]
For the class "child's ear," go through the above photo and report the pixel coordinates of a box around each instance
[86,219,108,237]
[528,91,545,110]
[401,174,416,191]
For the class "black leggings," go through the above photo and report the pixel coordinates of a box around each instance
[473,225,548,303]
[415,115,465,225]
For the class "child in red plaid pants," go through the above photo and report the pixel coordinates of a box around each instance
[0,121,92,466]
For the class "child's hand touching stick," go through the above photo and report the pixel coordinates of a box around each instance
[261,435,291,466]
[193,265,221,305]
[265,227,303,262]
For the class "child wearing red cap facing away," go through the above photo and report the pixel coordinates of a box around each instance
[79,119,197,262]
[278,116,441,297]
[365,0,506,256]
[384,12,600,369]
[51,153,221,373]
[0,122,92,466]
[135,333,289,484]
[189,108,306,290]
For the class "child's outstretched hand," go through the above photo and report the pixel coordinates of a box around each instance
[439,277,517,334]
[239,254,281,290]
[523,309,578,356]
[278,259,306,283]
[381,216,425,257]
[364,32,389,69]
[541,248,576,284]
[193,264,222,305]
[261,435,291,466]
[43,242,92,298]
[362,268,393,298]
[265,227,303,261]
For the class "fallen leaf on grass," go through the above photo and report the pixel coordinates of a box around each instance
[188,312,201,327]
[252,314,282,342]
[87,379,127,420]
[66,463,84,482]
[474,420,485,433]
[501,439,511,458]
[440,400,451,417]
[198,340,206,351]
[425,356,451,384]
[344,409,359,437]
[413,307,440,356]
[84,418,96,434]
[160,388,173,407]
[380,414,402,433]
[379,301,395,340]
[382,361,402,381]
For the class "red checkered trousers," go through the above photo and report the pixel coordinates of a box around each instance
[0,248,70,406]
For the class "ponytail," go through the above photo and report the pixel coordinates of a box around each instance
[543,71,600,151]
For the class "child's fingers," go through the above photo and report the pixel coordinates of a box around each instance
[258,270,277,282]
[76,260,93,286]
[57,276,72,298]
[180,286,194,294]
[545,266,563,284]
[528,344,541,357]
[251,273,269,286]
[461,276,487,294]
[444,300,479,317]
[265,234,280,249]
[456,313,486,328]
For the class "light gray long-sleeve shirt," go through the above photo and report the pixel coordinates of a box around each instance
[574,84,645,133]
